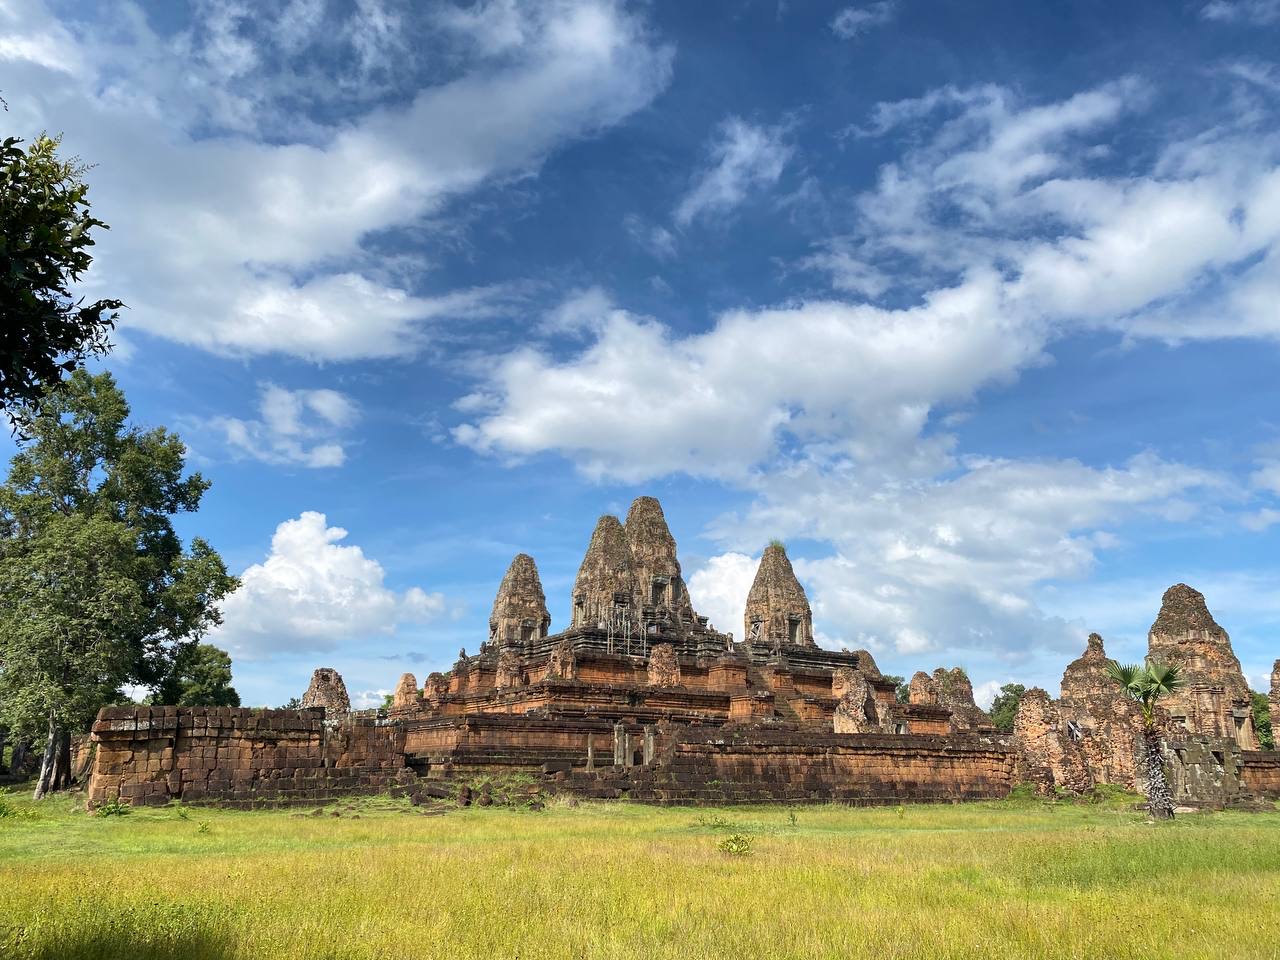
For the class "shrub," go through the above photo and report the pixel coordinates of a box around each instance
[96,796,129,818]
[717,833,753,856]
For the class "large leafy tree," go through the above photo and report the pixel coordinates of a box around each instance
[0,371,237,798]
[151,643,240,708]
[1104,660,1186,820]
[989,683,1026,733]
[1,135,122,423]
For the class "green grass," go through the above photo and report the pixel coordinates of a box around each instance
[2,788,1279,959]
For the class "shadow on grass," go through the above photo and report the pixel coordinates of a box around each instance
[4,926,235,960]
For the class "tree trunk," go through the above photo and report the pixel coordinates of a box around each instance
[0,726,8,775]
[1143,727,1175,820]
[32,715,71,799]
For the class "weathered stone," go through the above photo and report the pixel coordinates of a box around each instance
[833,671,881,734]
[849,648,882,679]
[908,671,939,706]
[301,668,350,722]
[571,515,635,630]
[1012,688,1092,795]
[646,643,681,686]
[624,497,698,634]
[545,636,577,681]
[1271,660,1280,743]
[743,543,814,647]
[495,649,523,690]
[489,553,551,648]
[424,672,448,705]
[931,668,993,733]
[391,673,418,710]
[1147,583,1256,748]
[1056,632,1144,789]
[1059,633,1114,702]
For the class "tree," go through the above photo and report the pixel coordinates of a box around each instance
[881,675,910,704]
[278,697,301,710]
[1,135,122,422]
[151,643,240,708]
[989,683,1026,733]
[1104,660,1186,820]
[1252,691,1274,751]
[0,371,236,798]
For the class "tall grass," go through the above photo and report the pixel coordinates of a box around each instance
[1,790,1278,959]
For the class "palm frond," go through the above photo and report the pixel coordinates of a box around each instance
[1144,659,1186,697]
[1104,661,1142,693]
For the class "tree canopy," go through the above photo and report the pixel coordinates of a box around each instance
[0,135,122,422]
[151,643,240,708]
[989,683,1026,733]
[0,370,236,796]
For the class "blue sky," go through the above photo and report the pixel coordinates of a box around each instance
[4,0,1280,709]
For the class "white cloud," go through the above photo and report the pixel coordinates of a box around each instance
[1,0,674,361]
[686,552,759,640]
[830,2,895,39]
[674,118,794,227]
[213,512,446,658]
[460,76,1280,484]
[203,383,360,468]
[1201,0,1280,24]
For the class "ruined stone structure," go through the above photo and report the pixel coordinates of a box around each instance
[1147,584,1256,749]
[301,667,350,722]
[744,543,814,648]
[1272,660,1280,741]
[87,498,1279,810]
[1013,610,1276,808]
[490,553,551,650]
[392,673,418,710]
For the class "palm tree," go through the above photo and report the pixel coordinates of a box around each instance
[1105,660,1186,820]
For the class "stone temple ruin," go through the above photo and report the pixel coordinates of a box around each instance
[87,497,1280,809]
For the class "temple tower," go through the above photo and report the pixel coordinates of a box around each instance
[743,543,815,647]
[1147,583,1256,748]
[489,553,551,649]
[624,496,698,634]
[1269,659,1279,745]
[1059,633,1116,703]
[571,515,636,630]
[301,667,350,722]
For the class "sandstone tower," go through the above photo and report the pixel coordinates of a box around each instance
[624,496,698,635]
[570,515,635,630]
[489,553,552,650]
[1147,584,1256,749]
[744,542,815,647]
[392,673,418,710]
[1270,659,1280,744]
[301,667,350,722]
[1059,633,1116,702]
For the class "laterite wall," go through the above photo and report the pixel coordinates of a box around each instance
[87,706,407,808]
[1241,751,1280,798]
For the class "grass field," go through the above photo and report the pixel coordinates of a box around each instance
[2,788,1279,960]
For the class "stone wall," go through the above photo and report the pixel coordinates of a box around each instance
[87,706,406,808]
[614,727,1015,804]
[1241,751,1280,799]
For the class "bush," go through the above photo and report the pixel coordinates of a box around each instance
[717,833,753,856]
[95,796,129,818]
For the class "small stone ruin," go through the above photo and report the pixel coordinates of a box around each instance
[300,667,350,722]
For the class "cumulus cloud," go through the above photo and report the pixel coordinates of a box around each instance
[213,512,446,658]
[830,2,895,39]
[686,552,759,639]
[202,383,360,469]
[674,118,794,227]
[0,0,674,361]
[459,75,1280,484]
